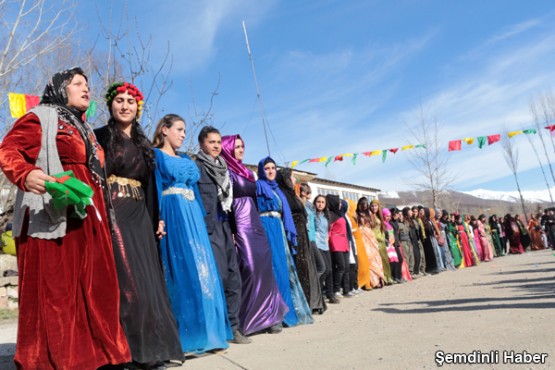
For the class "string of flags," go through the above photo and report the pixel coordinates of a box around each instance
[290,125,555,168]
[7,92,97,120]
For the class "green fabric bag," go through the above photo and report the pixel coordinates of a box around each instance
[44,170,95,219]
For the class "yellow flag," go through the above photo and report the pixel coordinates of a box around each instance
[508,130,523,138]
[401,145,414,151]
[318,157,328,163]
[463,137,474,145]
[370,150,381,156]
[8,93,26,118]
[291,160,299,168]
[342,153,354,157]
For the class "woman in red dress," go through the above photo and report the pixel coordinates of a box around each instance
[0,68,130,369]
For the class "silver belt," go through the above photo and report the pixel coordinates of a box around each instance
[162,187,195,201]
[260,211,280,217]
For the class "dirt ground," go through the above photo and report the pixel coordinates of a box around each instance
[0,249,554,370]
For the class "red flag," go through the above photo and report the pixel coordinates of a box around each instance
[362,151,372,156]
[389,148,399,154]
[334,155,343,162]
[308,158,320,163]
[545,125,555,132]
[487,134,501,145]
[448,140,462,152]
[25,94,40,110]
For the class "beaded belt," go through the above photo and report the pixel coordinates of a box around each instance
[162,187,195,201]
[260,211,280,218]
[108,175,142,200]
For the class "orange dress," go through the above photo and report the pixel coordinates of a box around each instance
[346,199,371,289]
[0,113,130,369]
[528,218,545,251]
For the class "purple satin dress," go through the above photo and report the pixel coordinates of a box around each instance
[230,171,288,334]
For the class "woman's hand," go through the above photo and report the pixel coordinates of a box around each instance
[24,169,56,194]
[157,220,167,239]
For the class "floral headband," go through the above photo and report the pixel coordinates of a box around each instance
[105,82,145,120]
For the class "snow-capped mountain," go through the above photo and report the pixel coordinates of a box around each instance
[463,187,555,204]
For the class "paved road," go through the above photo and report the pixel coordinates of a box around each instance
[1,249,554,369]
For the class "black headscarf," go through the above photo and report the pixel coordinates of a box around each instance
[326,194,342,224]
[276,168,306,220]
[41,67,105,187]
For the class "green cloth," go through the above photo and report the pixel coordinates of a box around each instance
[44,170,94,219]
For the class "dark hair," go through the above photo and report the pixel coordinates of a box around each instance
[356,197,370,225]
[313,195,330,226]
[152,114,185,148]
[299,183,311,197]
[198,125,220,144]
[106,116,155,170]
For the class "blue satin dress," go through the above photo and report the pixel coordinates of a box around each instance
[154,148,231,353]
[257,186,314,327]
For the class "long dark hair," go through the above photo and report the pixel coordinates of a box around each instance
[106,116,155,170]
[313,194,330,224]
[356,197,370,225]
[152,113,185,149]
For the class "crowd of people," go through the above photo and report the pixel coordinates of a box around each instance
[0,67,551,370]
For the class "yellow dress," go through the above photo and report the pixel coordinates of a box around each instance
[346,199,371,289]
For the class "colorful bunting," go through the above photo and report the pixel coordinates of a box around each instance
[545,125,555,132]
[415,144,427,149]
[402,145,414,151]
[448,140,462,152]
[352,153,358,165]
[8,93,41,118]
[508,130,523,138]
[389,148,399,154]
[370,150,381,157]
[523,129,537,134]
[381,150,387,163]
[334,155,343,162]
[477,136,487,149]
[487,134,501,145]
[463,137,474,145]
[291,160,299,168]
[324,157,333,167]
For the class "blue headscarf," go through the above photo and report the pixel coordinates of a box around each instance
[256,157,297,246]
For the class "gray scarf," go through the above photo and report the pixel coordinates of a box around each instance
[196,150,233,212]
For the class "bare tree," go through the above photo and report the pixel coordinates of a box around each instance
[501,132,528,221]
[0,0,77,135]
[530,92,555,186]
[406,105,454,209]
[524,133,554,204]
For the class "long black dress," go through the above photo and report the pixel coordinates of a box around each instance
[95,126,183,365]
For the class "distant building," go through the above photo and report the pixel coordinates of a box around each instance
[245,164,380,202]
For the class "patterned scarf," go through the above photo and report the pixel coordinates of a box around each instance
[196,149,233,212]
[41,67,105,188]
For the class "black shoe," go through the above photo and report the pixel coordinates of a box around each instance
[231,329,252,344]
[268,323,283,334]
[328,296,340,304]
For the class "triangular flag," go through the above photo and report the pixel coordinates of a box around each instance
[401,145,414,151]
[25,95,40,111]
[308,158,320,163]
[448,140,462,152]
[487,134,501,145]
[477,136,487,149]
[85,100,97,120]
[381,150,387,163]
[415,144,427,149]
[463,137,474,145]
[523,129,537,134]
[342,153,354,157]
[352,153,358,165]
[299,159,309,165]
[318,157,328,163]
[291,160,299,168]
[8,93,26,118]
[362,151,372,157]
[334,155,343,162]
[324,157,333,167]
[389,148,399,154]
[508,130,523,138]
[370,150,381,157]
[545,125,555,132]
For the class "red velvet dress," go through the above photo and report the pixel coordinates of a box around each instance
[0,113,130,369]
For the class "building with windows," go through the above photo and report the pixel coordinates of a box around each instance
[246,165,380,202]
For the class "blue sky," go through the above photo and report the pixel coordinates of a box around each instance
[76,1,555,193]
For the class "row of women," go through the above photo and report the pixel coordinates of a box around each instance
[0,68,546,370]
[0,68,326,370]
